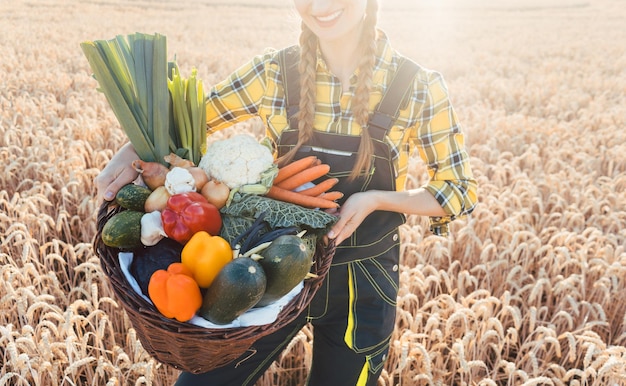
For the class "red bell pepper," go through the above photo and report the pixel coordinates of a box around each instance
[161,191,222,244]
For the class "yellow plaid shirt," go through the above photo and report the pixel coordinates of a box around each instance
[205,31,477,227]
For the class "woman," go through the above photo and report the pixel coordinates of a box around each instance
[96,0,477,384]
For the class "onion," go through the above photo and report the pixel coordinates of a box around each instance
[200,180,230,209]
[144,186,170,212]
[164,153,194,168]
[132,160,169,190]
[188,167,210,191]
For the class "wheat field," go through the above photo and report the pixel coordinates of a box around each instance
[1,0,625,385]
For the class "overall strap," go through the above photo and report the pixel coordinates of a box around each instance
[368,58,419,141]
[278,45,419,139]
[277,45,301,129]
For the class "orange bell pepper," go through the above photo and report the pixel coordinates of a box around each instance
[181,231,233,288]
[148,262,203,322]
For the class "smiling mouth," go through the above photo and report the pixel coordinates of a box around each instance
[315,9,343,23]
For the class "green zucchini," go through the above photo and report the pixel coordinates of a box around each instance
[115,183,152,212]
[199,257,267,325]
[101,210,144,249]
[256,234,314,307]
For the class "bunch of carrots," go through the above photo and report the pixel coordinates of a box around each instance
[266,156,342,209]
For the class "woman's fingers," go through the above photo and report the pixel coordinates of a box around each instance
[95,143,142,202]
[327,205,364,245]
[328,214,355,245]
[326,191,379,245]
[96,164,139,202]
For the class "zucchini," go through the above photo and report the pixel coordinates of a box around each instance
[115,183,152,211]
[101,210,144,249]
[256,234,314,307]
[199,257,267,325]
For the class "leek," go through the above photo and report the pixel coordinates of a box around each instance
[81,32,206,166]
[168,63,206,164]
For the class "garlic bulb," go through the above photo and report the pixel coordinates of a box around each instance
[141,211,167,246]
[165,167,196,195]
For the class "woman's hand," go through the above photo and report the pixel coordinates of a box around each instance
[325,187,449,245]
[94,143,141,202]
[326,191,378,245]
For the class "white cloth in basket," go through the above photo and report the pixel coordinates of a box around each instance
[119,252,303,328]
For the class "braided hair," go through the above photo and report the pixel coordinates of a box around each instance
[280,0,379,181]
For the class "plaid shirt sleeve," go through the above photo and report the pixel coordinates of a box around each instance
[205,52,272,134]
[413,71,478,226]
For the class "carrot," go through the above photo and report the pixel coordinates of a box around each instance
[298,177,339,196]
[266,186,339,209]
[274,156,318,185]
[276,163,331,191]
[318,191,343,202]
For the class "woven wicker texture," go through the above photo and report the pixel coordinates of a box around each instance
[93,201,335,373]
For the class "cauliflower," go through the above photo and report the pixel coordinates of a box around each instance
[198,134,275,189]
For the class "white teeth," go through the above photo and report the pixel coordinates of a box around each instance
[315,10,342,22]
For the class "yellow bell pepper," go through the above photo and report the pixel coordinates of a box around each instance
[181,231,233,288]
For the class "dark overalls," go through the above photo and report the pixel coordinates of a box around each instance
[176,49,418,386]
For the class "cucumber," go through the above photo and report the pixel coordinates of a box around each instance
[256,234,314,307]
[101,210,144,249]
[199,257,266,325]
[115,184,152,212]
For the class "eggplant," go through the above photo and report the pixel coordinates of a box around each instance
[130,238,182,296]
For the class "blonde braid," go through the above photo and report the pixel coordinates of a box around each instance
[277,24,318,167]
[279,0,379,175]
[349,0,379,180]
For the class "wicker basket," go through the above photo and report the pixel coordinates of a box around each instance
[93,200,335,374]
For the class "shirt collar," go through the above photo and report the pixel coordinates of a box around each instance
[315,29,397,82]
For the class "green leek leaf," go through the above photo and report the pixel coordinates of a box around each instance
[81,32,207,167]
